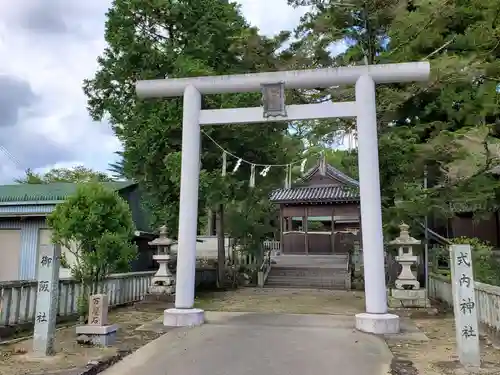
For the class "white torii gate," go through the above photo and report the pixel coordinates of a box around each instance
[136,62,430,334]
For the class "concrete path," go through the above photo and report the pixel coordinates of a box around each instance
[102,311,393,375]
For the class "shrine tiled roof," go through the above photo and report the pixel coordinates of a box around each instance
[270,184,359,204]
[300,164,360,187]
[269,163,359,204]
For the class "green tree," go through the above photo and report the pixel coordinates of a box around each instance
[15,168,44,184]
[108,151,127,180]
[47,182,137,320]
[15,166,113,184]
[282,0,402,147]
[83,0,293,236]
[324,148,358,178]
[288,0,399,66]
[288,0,500,229]
[377,0,500,223]
[225,194,276,257]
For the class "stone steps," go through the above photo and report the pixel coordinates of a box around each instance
[272,254,349,268]
[265,279,348,289]
[265,265,351,290]
[268,267,348,277]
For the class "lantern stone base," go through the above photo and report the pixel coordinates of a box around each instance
[148,283,175,295]
[389,288,429,308]
[76,324,118,347]
[145,284,176,303]
[355,313,400,334]
[395,278,420,290]
[163,308,205,327]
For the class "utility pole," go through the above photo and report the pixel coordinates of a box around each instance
[423,165,429,307]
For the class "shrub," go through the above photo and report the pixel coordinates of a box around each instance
[451,237,500,286]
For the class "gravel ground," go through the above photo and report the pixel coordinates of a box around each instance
[4,288,499,375]
[2,288,361,375]
[388,311,500,375]
[194,287,366,315]
[0,302,170,375]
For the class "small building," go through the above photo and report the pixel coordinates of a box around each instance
[0,181,155,281]
[429,207,500,247]
[270,163,361,254]
[426,165,500,247]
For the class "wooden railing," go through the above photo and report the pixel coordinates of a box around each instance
[263,240,281,255]
[429,274,500,346]
[0,271,155,329]
[227,240,282,266]
[257,250,272,287]
[226,249,259,266]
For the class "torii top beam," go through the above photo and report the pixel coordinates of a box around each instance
[135,62,430,98]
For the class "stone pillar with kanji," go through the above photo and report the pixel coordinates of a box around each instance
[450,244,480,370]
[33,244,61,356]
[76,294,118,346]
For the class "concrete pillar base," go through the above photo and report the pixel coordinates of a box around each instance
[355,313,400,334]
[163,308,205,327]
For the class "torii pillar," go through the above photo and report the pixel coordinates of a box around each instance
[136,62,430,333]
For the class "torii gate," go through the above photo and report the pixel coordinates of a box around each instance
[136,62,430,334]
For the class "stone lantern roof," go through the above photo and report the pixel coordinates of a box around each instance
[389,223,420,246]
[148,225,173,247]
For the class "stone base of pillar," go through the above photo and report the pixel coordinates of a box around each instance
[389,288,429,308]
[75,324,118,347]
[355,312,400,334]
[163,308,205,327]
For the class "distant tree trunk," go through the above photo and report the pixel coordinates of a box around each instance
[216,204,225,288]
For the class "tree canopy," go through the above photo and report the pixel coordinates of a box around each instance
[83,0,500,244]
[47,181,137,316]
[286,0,500,227]
[380,0,500,219]
[47,183,137,281]
[15,166,113,184]
[84,0,303,235]
[107,151,127,180]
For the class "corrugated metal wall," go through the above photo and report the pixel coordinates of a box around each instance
[0,218,47,280]
[0,205,55,215]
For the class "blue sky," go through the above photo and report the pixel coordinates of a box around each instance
[0,0,339,183]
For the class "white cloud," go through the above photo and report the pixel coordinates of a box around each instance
[0,0,114,182]
[0,0,308,183]
[237,0,308,36]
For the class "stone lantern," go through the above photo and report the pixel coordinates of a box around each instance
[388,223,429,308]
[148,225,175,297]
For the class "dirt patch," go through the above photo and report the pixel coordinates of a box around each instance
[194,287,366,315]
[0,302,170,375]
[391,358,419,375]
[387,312,500,375]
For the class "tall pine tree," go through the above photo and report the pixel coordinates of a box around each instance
[84,0,294,233]
[288,0,500,223]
